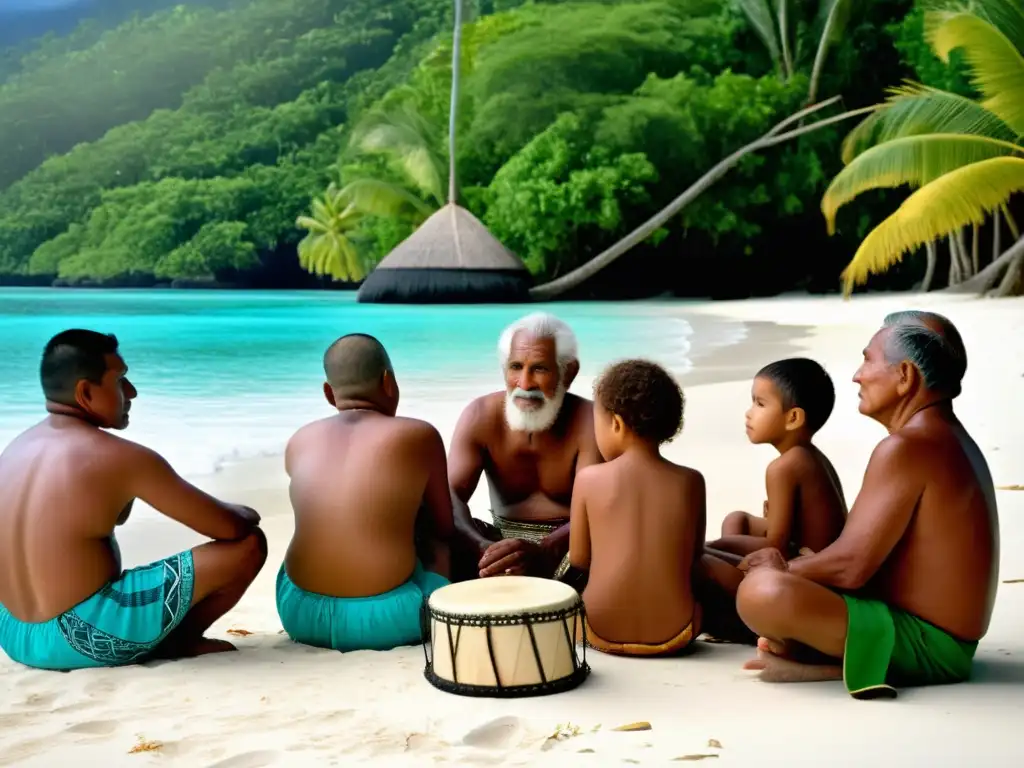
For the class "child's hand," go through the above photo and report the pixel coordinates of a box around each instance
[762,500,769,518]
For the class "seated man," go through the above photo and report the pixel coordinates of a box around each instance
[0,330,266,671]
[736,311,998,699]
[447,312,602,581]
[707,357,847,564]
[277,333,454,652]
[568,360,705,656]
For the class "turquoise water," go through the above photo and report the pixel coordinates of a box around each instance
[0,289,741,475]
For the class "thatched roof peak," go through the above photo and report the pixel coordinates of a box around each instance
[372,203,527,272]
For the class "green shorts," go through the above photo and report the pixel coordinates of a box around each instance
[843,594,978,699]
[0,552,195,671]
[276,561,449,652]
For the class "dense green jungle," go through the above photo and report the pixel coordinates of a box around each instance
[0,0,1018,299]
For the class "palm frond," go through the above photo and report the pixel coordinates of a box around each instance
[970,0,1024,55]
[841,83,1018,163]
[338,178,435,221]
[926,9,1024,134]
[822,133,1022,233]
[736,0,783,72]
[840,157,1024,294]
[350,105,446,205]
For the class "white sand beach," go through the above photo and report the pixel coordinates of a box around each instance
[2,293,1023,767]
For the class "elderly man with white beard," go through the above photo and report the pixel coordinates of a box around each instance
[447,312,603,581]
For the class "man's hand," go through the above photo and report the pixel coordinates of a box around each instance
[477,538,545,578]
[739,547,788,575]
[232,504,261,527]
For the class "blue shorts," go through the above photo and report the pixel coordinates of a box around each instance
[276,561,449,652]
[0,552,195,671]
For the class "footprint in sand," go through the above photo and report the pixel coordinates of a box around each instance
[461,716,525,750]
[206,750,281,768]
[65,719,118,736]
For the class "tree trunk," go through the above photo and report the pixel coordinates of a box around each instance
[955,228,972,278]
[993,209,1001,263]
[948,235,962,285]
[807,0,845,106]
[971,223,980,274]
[922,240,937,292]
[991,248,1024,297]
[528,98,871,300]
[447,0,463,205]
[945,235,1024,294]
[778,0,793,81]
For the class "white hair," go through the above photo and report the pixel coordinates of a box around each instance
[497,312,579,372]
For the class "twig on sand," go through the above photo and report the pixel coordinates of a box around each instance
[997,485,1024,491]
[1003,579,1024,584]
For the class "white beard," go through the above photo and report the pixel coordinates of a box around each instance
[504,385,566,433]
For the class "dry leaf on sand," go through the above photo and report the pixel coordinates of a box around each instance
[612,722,652,732]
[708,739,723,749]
[226,628,254,636]
[672,755,719,762]
[128,737,162,754]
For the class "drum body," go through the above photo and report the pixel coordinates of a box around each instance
[423,576,590,698]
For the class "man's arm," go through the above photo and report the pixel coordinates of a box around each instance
[568,471,591,571]
[541,402,604,555]
[787,436,921,590]
[129,446,259,541]
[447,399,493,553]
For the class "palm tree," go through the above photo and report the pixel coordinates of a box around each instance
[736,0,854,103]
[529,97,873,300]
[295,183,367,282]
[821,0,1024,297]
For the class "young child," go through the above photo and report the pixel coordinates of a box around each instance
[566,359,706,657]
[706,357,847,563]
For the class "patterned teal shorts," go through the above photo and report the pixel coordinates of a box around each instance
[0,551,195,671]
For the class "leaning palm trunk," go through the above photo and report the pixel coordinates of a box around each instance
[529,98,873,300]
[948,235,962,285]
[946,235,1024,294]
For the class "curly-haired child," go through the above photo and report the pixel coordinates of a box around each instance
[566,359,706,656]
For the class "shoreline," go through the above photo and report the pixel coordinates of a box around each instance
[3,293,1024,766]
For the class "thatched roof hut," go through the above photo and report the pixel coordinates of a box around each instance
[356,203,532,304]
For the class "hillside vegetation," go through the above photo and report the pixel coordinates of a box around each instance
[0,0,973,297]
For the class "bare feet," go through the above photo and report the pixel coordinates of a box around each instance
[743,652,843,683]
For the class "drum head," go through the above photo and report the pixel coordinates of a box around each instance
[428,576,579,616]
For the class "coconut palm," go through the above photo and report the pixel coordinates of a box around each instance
[295,183,367,281]
[735,0,854,103]
[821,0,1024,296]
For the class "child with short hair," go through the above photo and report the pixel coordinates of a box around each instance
[566,359,706,656]
[707,357,847,562]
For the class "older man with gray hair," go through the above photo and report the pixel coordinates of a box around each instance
[448,312,602,580]
[734,310,999,699]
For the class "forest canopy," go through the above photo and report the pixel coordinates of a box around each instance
[0,0,972,297]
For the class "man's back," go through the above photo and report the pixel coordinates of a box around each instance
[0,418,125,622]
[873,410,998,641]
[582,454,703,644]
[285,411,440,598]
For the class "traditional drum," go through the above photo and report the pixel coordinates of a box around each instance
[422,576,590,698]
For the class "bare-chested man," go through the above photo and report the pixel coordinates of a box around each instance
[0,330,267,671]
[736,311,999,699]
[448,313,602,580]
[277,334,453,652]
